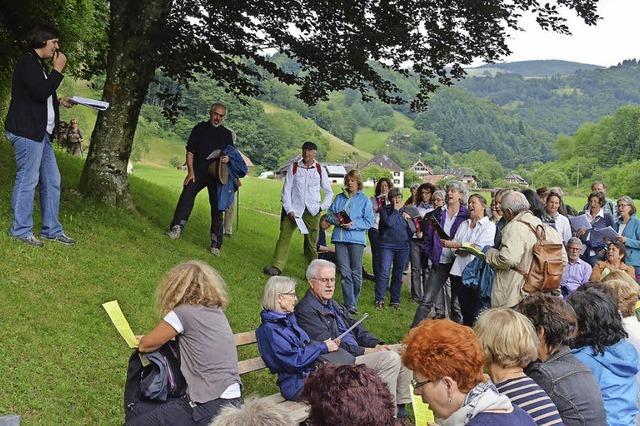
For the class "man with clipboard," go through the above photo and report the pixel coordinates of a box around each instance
[295,259,412,419]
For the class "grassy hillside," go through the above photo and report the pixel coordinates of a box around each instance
[353,111,417,153]
[469,60,603,78]
[259,101,372,164]
[0,140,417,424]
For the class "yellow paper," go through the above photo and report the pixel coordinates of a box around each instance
[102,300,138,348]
[411,385,435,425]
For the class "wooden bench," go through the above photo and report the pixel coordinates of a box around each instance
[233,330,404,424]
[234,330,310,424]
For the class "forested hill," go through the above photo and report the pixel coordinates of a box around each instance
[469,60,603,77]
[458,59,640,135]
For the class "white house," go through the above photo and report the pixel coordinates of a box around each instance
[324,164,349,184]
[364,154,404,188]
[410,160,433,177]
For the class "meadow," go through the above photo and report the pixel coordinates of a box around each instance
[0,143,416,424]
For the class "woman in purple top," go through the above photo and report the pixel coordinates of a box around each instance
[411,181,469,327]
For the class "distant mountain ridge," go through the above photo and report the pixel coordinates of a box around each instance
[468,59,603,77]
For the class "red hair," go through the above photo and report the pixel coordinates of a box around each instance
[402,319,484,393]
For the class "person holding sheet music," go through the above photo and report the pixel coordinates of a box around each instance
[576,191,614,266]
[614,196,640,280]
[411,181,469,327]
[294,259,412,419]
[326,170,374,315]
[256,276,340,401]
[374,187,414,310]
[5,24,76,247]
[441,194,496,326]
[368,177,393,281]
[409,183,437,302]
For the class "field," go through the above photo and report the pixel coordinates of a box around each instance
[353,111,417,153]
[0,142,416,424]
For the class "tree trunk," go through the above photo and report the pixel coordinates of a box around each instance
[79,0,171,207]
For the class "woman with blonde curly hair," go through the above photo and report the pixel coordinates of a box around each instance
[136,261,241,425]
[402,319,534,425]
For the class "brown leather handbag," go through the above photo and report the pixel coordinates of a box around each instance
[512,221,565,293]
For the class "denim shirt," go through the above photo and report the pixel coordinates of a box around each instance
[525,346,607,426]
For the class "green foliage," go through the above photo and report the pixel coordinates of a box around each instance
[403,170,422,188]
[459,60,640,136]
[360,165,393,182]
[414,86,554,165]
[168,157,182,168]
[452,150,504,185]
[474,60,602,78]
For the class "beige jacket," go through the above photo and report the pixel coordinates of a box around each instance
[485,211,567,308]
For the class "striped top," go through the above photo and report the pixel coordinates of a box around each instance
[496,376,564,426]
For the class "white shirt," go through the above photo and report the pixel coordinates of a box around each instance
[163,311,241,399]
[551,212,572,243]
[281,159,333,217]
[439,207,459,264]
[450,217,496,276]
[619,222,627,235]
[43,70,55,134]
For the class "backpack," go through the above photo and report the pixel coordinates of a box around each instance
[292,161,322,183]
[123,341,186,422]
[512,221,565,293]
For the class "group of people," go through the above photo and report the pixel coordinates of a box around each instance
[130,252,640,425]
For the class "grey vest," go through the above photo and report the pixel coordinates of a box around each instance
[173,304,241,403]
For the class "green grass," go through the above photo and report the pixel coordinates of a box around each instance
[259,101,373,164]
[0,141,418,424]
[353,111,417,154]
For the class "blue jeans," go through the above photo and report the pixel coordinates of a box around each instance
[7,132,63,238]
[375,242,410,304]
[335,242,365,311]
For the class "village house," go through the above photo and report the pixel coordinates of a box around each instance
[364,153,404,188]
[505,172,529,187]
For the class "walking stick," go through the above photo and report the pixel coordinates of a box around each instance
[236,187,240,231]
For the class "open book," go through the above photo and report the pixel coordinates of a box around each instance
[70,96,110,111]
[458,242,485,258]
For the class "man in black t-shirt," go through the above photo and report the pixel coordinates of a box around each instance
[167,102,234,256]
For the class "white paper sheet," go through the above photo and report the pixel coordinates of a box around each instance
[70,96,110,111]
[569,214,592,231]
[295,216,309,234]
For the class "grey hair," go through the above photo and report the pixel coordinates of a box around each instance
[618,195,637,215]
[446,180,469,205]
[433,190,446,201]
[567,237,583,248]
[501,190,530,215]
[210,396,293,426]
[549,186,564,197]
[387,187,403,201]
[261,276,297,311]
[306,259,336,281]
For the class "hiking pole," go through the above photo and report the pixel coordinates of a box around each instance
[236,187,240,231]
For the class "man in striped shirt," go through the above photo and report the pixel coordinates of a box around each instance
[474,308,564,426]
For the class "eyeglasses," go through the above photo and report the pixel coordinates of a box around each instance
[312,277,335,284]
[279,292,297,298]
[618,204,631,208]
[411,378,431,390]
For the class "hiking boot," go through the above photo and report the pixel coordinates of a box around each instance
[348,306,358,316]
[390,303,400,310]
[14,235,44,247]
[211,247,221,257]
[375,300,385,310]
[41,233,75,246]
[263,266,281,276]
[166,225,182,239]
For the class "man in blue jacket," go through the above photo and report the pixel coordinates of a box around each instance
[4,24,76,247]
[166,102,246,256]
[295,259,412,418]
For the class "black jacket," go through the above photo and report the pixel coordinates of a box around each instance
[295,289,381,358]
[4,50,63,141]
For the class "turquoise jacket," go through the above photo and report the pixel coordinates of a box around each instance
[327,190,374,246]
[614,215,640,268]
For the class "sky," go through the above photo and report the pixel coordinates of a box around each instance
[484,0,640,66]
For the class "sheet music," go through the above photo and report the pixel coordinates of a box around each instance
[336,313,369,341]
[295,216,309,234]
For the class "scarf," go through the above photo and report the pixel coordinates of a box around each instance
[439,381,513,426]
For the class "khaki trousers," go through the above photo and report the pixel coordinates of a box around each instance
[356,350,412,407]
